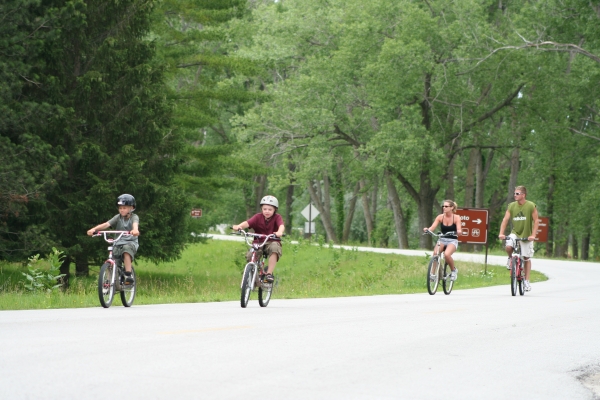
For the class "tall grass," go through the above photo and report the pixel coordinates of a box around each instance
[0,239,546,310]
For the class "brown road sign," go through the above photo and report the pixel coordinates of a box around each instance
[536,217,549,243]
[456,208,489,244]
[190,208,202,218]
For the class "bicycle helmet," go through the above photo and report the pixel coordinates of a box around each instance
[116,194,136,210]
[259,195,279,209]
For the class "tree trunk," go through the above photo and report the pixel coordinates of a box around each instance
[307,179,338,243]
[359,179,375,246]
[370,177,378,223]
[546,174,555,257]
[464,147,478,207]
[385,170,409,249]
[59,255,71,289]
[571,234,578,259]
[581,232,590,260]
[343,182,360,243]
[553,225,568,258]
[254,175,267,211]
[506,144,520,204]
[75,257,89,277]
[285,163,296,232]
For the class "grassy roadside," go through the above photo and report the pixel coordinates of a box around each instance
[0,239,547,310]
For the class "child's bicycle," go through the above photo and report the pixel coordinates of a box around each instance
[423,229,458,295]
[232,229,279,308]
[507,237,528,296]
[92,231,137,308]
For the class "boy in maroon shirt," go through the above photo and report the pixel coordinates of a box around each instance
[232,195,285,283]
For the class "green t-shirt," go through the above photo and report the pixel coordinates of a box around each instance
[507,200,536,238]
[108,213,139,248]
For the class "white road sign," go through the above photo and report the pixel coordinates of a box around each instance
[301,204,320,221]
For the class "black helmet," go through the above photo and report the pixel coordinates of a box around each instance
[116,194,136,209]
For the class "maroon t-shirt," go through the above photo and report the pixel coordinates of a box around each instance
[247,213,284,242]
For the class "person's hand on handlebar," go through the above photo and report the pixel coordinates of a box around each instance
[498,234,506,240]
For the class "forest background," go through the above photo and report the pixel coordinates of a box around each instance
[2,0,600,283]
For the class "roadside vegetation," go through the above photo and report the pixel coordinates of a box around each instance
[0,239,547,310]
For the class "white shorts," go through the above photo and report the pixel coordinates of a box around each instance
[506,233,534,258]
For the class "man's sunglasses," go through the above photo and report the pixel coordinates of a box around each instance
[514,192,522,196]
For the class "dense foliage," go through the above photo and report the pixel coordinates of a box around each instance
[2,0,599,266]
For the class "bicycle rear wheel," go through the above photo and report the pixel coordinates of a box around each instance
[442,262,453,295]
[510,258,517,296]
[427,257,440,295]
[98,262,115,308]
[120,266,136,307]
[240,263,254,308]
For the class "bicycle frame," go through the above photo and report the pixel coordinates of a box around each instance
[94,231,130,291]
[238,232,274,290]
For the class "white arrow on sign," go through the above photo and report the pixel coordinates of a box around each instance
[473,219,482,224]
[301,204,320,221]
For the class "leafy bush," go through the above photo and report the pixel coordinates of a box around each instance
[21,248,65,292]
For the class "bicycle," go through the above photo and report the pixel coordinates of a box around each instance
[424,230,458,295]
[506,237,528,296]
[92,231,137,308]
[232,229,280,308]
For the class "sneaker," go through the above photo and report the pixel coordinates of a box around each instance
[429,274,437,282]
[264,273,274,283]
[506,258,511,270]
[450,268,458,281]
[524,280,531,291]
[124,274,135,285]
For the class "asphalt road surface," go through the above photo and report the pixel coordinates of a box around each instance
[1,250,599,400]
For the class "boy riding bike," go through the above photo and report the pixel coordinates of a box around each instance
[232,195,285,283]
[87,194,140,285]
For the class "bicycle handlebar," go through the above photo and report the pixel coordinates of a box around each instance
[230,228,281,248]
[423,229,457,238]
[92,231,131,243]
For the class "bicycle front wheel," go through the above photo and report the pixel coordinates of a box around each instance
[442,262,453,295]
[258,279,272,307]
[120,266,136,307]
[240,263,254,308]
[98,262,115,308]
[518,262,525,296]
[427,257,440,295]
[510,258,517,296]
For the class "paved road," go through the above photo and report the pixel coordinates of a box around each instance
[1,249,599,399]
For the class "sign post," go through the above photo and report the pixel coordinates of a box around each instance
[301,203,320,240]
[457,208,490,273]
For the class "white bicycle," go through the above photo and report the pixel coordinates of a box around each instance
[92,231,136,308]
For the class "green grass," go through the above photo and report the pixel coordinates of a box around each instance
[0,239,547,310]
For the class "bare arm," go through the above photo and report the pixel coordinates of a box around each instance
[498,209,511,239]
[529,207,539,241]
[87,222,111,236]
[131,221,140,237]
[275,224,285,238]
[455,214,463,235]
[424,215,441,232]
[232,221,249,231]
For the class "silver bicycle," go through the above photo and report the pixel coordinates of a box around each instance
[424,230,457,295]
[92,231,136,308]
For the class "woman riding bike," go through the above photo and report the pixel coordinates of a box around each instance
[423,200,462,282]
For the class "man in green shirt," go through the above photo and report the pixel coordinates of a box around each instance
[498,186,539,291]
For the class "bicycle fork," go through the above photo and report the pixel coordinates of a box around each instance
[240,263,258,290]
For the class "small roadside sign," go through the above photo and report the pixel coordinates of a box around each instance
[456,208,489,244]
[301,204,320,221]
[536,217,549,243]
[190,208,202,218]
